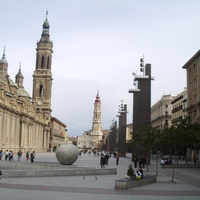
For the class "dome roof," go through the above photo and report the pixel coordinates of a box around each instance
[9,77,18,88]
[17,88,30,98]
[43,18,50,29]
[0,57,8,64]
[15,68,23,78]
[0,49,8,64]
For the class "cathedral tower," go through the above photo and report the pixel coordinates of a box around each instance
[32,12,53,123]
[90,90,103,141]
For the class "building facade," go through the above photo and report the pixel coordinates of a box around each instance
[50,117,68,151]
[182,50,200,122]
[171,88,187,126]
[151,94,174,129]
[0,14,67,153]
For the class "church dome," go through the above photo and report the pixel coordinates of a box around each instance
[9,77,18,88]
[17,87,30,97]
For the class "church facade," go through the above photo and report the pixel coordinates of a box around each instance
[0,14,67,153]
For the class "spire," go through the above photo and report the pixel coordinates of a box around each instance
[42,11,50,37]
[0,47,8,64]
[95,90,100,103]
[3,47,5,58]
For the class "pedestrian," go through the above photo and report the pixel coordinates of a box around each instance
[133,156,138,168]
[5,150,9,161]
[17,150,22,162]
[30,151,35,163]
[0,150,2,160]
[105,152,110,165]
[116,153,120,165]
[26,151,30,161]
[8,151,13,161]
[141,156,146,168]
[193,154,197,165]
[100,153,106,168]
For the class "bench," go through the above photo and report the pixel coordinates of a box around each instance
[115,174,157,190]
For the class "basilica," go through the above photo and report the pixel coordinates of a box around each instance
[0,14,67,153]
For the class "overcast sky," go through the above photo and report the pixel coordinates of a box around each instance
[1,0,199,137]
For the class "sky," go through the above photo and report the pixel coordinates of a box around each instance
[0,0,200,137]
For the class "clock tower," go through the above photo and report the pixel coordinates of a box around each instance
[32,12,53,123]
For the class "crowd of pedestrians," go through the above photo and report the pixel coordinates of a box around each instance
[0,150,36,162]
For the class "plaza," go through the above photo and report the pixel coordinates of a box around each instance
[0,152,200,200]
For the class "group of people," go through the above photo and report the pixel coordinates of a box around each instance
[0,150,36,163]
[125,164,144,179]
[100,152,122,168]
[100,152,111,168]
[133,156,146,168]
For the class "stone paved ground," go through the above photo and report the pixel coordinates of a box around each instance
[0,152,200,200]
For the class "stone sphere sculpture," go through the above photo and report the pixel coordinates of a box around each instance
[56,143,79,165]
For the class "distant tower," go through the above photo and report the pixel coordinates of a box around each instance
[15,63,24,88]
[32,12,53,123]
[90,90,103,141]
[0,47,8,73]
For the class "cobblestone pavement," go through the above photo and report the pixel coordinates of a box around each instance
[0,152,200,200]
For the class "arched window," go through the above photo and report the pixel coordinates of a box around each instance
[41,55,44,69]
[39,85,44,97]
[47,56,50,69]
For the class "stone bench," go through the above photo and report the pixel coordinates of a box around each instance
[115,174,157,190]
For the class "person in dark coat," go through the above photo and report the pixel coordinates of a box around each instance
[30,151,35,163]
[100,153,106,168]
[133,156,138,168]
[127,165,134,179]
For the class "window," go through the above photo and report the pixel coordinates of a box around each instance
[39,85,44,97]
[189,68,191,74]
[194,79,196,88]
[47,56,50,69]
[41,55,44,69]
[193,64,196,71]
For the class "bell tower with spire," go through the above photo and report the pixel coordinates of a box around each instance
[32,11,53,122]
[90,90,103,141]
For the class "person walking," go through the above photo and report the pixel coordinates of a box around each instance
[17,150,22,162]
[0,150,2,160]
[100,153,106,168]
[105,152,110,165]
[8,151,13,161]
[5,150,9,161]
[26,151,30,161]
[30,151,35,163]
[133,156,138,168]
[116,153,120,165]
